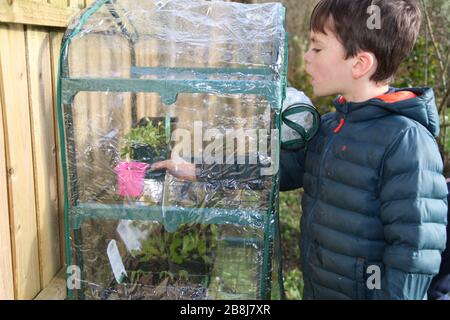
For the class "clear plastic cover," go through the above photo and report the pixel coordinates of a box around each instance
[67,0,285,79]
[60,0,286,300]
[281,87,314,142]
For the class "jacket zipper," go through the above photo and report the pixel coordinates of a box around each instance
[334,117,345,133]
[304,115,346,276]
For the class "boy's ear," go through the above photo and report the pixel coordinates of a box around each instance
[351,52,377,80]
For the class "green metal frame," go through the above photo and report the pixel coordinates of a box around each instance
[61,77,282,107]
[57,0,288,300]
[71,203,266,232]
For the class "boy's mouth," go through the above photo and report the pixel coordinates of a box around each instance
[305,69,314,82]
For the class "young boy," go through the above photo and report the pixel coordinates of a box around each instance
[152,0,448,299]
[280,0,448,300]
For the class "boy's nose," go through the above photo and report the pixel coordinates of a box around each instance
[304,48,312,64]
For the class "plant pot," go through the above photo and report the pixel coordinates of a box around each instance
[123,116,178,180]
[131,144,168,180]
[114,161,150,198]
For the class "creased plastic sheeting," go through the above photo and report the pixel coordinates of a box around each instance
[67,0,286,80]
[281,88,314,143]
[67,92,279,299]
[60,0,286,300]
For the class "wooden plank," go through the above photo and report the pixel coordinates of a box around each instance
[68,0,84,10]
[107,34,131,158]
[142,39,150,118]
[206,6,220,128]
[0,0,79,28]
[69,35,88,206]
[49,31,66,268]
[118,35,132,133]
[84,0,96,7]
[0,23,41,299]
[48,0,68,6]
[99,35,108,134]
[0,57,15,300]
[34,268,66,300]
[26,25,61,289]
[88,34,104,193]
[135,41,145,120]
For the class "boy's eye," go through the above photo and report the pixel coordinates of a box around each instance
[312,48,322,53]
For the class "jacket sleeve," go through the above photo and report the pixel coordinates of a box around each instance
[279,148,306,192]
[194,148,306,191]
[375,126,448,300]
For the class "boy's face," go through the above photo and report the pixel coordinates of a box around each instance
[304,28,354,97]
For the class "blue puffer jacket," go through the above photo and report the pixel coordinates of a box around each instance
[280,87,448,300]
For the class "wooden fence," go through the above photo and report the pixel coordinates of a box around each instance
[0,0,97,300]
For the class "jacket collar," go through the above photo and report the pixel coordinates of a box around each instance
[332,87,440,137]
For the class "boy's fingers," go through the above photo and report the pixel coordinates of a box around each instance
[150,160,170,171]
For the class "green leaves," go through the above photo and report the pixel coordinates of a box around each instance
[284,268,304,300]
[120,121,166,159]
[140,235,167,263]
[138,224,218,269]
[169,236,183,264]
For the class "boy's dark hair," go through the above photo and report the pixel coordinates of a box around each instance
[310,0,422,83]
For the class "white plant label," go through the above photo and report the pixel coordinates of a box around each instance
[107,239,127,283]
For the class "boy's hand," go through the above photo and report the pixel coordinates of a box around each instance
[150,156,197,181]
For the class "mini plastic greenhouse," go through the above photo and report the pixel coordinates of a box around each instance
[58,0,287,300]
